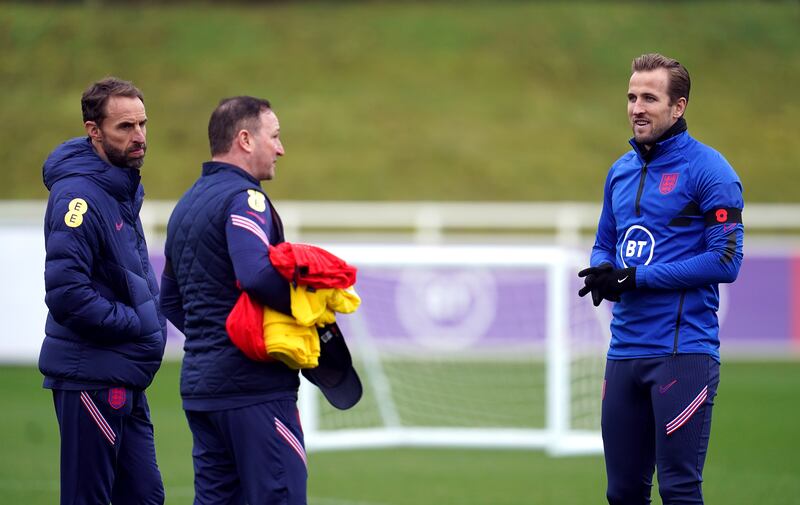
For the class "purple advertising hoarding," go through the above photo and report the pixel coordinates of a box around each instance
[150,250,800,356]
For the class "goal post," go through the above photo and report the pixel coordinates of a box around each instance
[299,244,607,456]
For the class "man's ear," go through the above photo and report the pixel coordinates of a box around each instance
[84,121,101,141]
[237,129,254,153]
[673,97,687,119]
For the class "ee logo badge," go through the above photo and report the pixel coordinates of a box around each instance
[247,190,266,212]
[64,198,88,228]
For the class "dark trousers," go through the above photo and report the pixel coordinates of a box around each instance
[185,399,308,505]
[602,354,719,505]
[52,388,164,505]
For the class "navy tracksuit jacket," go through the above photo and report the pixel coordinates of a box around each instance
[161,161,307,504]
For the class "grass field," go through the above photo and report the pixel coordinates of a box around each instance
[3,360,799,504]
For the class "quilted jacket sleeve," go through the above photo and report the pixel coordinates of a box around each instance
[225,190,292,315]
[159,258,185,333]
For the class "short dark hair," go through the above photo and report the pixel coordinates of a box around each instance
[631,53,690,105]
[81,77,144,125]
[208,96,272,156]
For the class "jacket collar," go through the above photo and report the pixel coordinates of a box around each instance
[629,117,688,163]
[43,137,142,203]
[202,161,260,185]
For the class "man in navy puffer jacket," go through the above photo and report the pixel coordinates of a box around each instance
[40,77,166,505]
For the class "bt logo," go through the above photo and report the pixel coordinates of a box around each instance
[620,225,656,268]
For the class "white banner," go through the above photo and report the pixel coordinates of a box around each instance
[0,227,47,362]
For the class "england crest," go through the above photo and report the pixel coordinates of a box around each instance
[659,173,679,194]
[108,387,126,410]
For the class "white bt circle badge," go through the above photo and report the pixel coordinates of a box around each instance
[619,225,655,268]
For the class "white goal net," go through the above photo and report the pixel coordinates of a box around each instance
[299,244,608,456]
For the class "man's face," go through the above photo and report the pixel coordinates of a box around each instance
[251,110,284,180]
[627,68,686,147]
[86,96,148,169]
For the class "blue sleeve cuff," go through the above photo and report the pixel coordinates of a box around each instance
[635,265,648,288]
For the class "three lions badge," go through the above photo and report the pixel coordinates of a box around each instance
[108,387,127,410]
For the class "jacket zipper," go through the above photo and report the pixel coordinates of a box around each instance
[635,162,648,217]
[124,200,152,279]
[672,291,686,355]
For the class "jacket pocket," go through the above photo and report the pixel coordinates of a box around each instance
[97,262,132,305]
[125,271,161,337]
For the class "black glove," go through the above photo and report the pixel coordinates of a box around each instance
[578,264,637,306]
[577,263,611,306]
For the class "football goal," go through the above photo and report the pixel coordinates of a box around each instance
[299,244,608,456]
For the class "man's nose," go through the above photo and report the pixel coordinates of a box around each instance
[133,126,146,143]
[276,140,285,156]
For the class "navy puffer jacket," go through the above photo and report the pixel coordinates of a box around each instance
[39,137,166,390]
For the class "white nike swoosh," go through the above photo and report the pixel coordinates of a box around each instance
[617,276,629,283]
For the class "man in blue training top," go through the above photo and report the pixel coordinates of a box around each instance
[40,77,166,504]
[578,53,744,504]
[160,97,304,504]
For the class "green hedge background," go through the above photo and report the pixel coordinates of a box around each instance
[2,1,798,202]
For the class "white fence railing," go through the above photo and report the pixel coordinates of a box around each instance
[4,200,800,245]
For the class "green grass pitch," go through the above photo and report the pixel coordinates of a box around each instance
[2,360,799,504]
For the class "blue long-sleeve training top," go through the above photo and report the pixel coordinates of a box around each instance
[590,128,744,362]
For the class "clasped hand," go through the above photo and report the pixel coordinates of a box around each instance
[577,264,637,306]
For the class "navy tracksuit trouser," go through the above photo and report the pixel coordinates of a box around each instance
[52,388,164,505]
[602,354,719,505]
[185,399,308,505]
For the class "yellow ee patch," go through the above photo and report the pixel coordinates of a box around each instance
[64,198,88,228]
[246,190,266,212]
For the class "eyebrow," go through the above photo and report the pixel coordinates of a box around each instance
[627,92,658,99]
[117,118,147,127]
